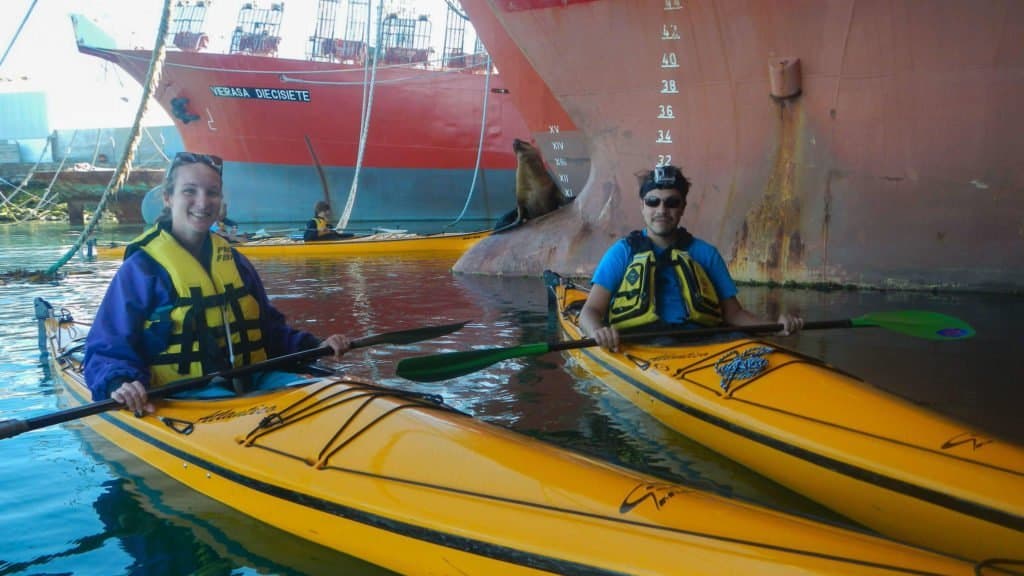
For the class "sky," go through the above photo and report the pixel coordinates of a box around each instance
[1,0,471,130]
[1,0,175,129]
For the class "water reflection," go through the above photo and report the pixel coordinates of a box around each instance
[749,286,1024,445]
[0,426,394,576]
[38,477,237,576]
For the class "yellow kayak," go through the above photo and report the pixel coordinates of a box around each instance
[548,273,1024,563]
[90,230,489,260]
[32,300,981,575]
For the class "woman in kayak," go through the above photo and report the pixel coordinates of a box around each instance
[210,201,245,243]
[303,201,350,241]
[84,151,353,414]
[578,164,804,351]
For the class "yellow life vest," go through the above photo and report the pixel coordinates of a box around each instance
[127,227,267,388]
[607,230,723,330]
[313,216,330,233]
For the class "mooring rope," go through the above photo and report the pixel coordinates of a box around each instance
[0,137,52,223]
[45,0,174,276]
[0,0,38,68]
[35,130,79,214]
[445,54,492,230]
[336,0,382,233]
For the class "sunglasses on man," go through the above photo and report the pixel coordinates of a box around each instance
[642,195,684,209]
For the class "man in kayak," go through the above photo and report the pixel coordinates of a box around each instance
[84,152,353,415]
[579,164,803,351]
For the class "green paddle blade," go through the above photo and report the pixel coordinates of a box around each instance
[852,310,975,341]
[397,342,552,383]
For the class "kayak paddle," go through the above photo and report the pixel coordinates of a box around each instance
[395,310,974,383]
[0,320,467,440]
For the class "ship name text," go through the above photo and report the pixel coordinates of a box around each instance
[209,86,311,103]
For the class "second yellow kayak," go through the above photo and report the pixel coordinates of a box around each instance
[91,229,489,260]
[548,272,1024,563]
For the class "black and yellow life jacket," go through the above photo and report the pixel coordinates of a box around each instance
[126,226,267,387]
[312,216,330,233]
[607,229,723,330]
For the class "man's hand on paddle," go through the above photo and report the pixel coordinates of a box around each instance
[776,313,804,336]
[588,325,620,352]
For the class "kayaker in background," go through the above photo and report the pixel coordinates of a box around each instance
[83,151,353,415]
[210,202,245,243]
[303,201,349,241]
[579,164,803,352]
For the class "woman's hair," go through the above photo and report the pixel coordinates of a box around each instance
[156,187,172,224]
[314,200,331,215]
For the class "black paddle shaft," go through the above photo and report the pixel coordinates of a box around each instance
[1,320,467,440]
[548,319,855,352]
[0,346,333,440]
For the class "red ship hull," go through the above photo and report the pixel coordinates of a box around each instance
[456,0,1024,291]
[459,0,592,201]
[74,16,535,227]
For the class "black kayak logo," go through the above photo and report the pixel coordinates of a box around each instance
[941,431,993,451]
[619,481,687,514]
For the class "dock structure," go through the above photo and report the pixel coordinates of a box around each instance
[0,125,175,224]
[0,162,163,224]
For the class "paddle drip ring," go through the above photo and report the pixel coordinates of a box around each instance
[714,346,774,392]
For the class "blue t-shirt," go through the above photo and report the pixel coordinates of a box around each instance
[591,229,737,324]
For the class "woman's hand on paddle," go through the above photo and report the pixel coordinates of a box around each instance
[777,313,804,336]
[321,334,353,359]
[110,380,155,416]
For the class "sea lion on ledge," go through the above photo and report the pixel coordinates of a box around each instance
[494,138,571,231]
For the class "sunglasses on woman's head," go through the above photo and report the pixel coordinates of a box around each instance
[171,152,223,175]
[643,195,683,209]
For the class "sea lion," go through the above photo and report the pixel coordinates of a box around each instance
[495,138,568,231]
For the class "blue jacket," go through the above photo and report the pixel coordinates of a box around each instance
[83,236,321,400]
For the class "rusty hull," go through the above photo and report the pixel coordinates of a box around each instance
[456,0,1024,291]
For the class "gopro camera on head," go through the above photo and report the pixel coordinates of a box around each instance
[653,165,677,187]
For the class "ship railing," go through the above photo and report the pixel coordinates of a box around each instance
[172,31,209,52]
[382,46,433,66]
[445,50,467,68]
[317,38,368,65]
[233,31,282,57]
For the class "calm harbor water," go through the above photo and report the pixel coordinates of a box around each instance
[1,222,1021,575]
